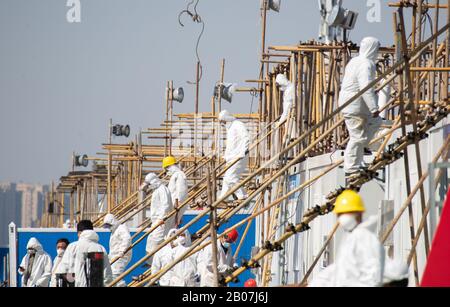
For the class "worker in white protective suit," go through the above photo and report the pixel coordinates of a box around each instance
[50,238,70,287]
[103,214,132,287]
[310,190,384,287]
[56,220,113,287]
[142,173,175,264]
[197,229,239,287]
[171,229,199,287]
[151,228,178,286]
[338,37,383,176]
[18,237,52,287]
[383,258,409,287]
[333,190,384,286]
[275,74,295,125]
[163,156,189,226]
[218,110,250,201]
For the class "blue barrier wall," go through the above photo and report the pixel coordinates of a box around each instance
[15,213,255,287]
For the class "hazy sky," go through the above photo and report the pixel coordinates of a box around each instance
[0,0,398,184]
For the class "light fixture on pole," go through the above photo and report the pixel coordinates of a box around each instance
[74,154,89,168]
[112,124,131,138]
[327,4,358,30]
[171,87,184,103]
[214,83,237,103]
[267,0,281,12]
[318,0,358,43]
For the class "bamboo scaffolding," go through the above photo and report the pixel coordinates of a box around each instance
[46,1,450,288]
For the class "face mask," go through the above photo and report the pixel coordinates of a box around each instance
[148,181,159,190]
[167,167,176,176]
[222,242,231,249]
[57,248,65,256]
[338,214,359,232]
[175,236,186,246]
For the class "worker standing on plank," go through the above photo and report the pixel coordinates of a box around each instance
[103,214,132,287]
[163,156,189,226]
[338,37,382,178]
[141,173,174,265]
[197,229,239,287]
[171,229,198,287]
[151,228,178,286]
[218,110,250,201]
[275,74,295,125]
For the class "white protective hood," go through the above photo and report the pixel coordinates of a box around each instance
[359,37,380,62]
[26,237,43,252]
[79,230,100,243]
[275,74,290,91]
[103,214,118,227]
[218,110,236,123]
[144,173,162,190]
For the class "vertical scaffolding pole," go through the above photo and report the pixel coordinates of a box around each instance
[393,11,420,284]
[108,118,112,213]
[398,7,431,256]
[207,165,219,287]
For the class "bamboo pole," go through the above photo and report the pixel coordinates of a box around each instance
[207,165,219,287]
[398,7,431,256]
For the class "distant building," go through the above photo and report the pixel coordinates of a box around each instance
[0,182,48,246]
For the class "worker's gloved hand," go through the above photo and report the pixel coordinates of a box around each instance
[233,262,239,270]
[218,264,231,273]
[372,110,380,118]
[245,149,250,156]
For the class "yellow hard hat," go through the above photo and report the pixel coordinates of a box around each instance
[162,156,177,169]
[333,190,365,214]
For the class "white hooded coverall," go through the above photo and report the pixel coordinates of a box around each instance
[309,216,384,287]
[104,214,132,286]
[197,239,234,287]
[338,37,382,174]
[144,174,175,256]
[50,250,65,287]
[18,238,52,287]
[276,74,295,124]
[171,230,198,287]
[56,230,113,287]
[151,228,177,286]
[218,110,250,200]
[167,165,189,225]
